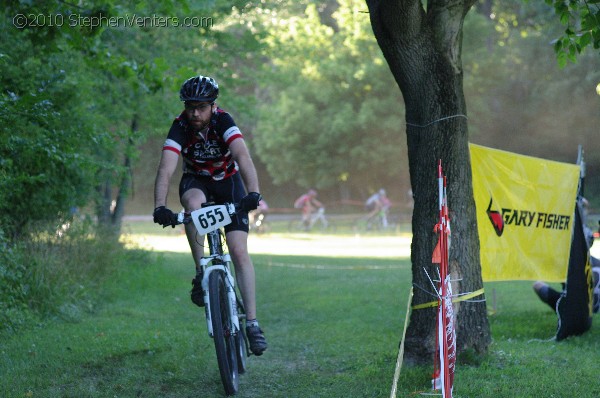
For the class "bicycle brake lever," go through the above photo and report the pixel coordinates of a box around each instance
[227,203,237,215]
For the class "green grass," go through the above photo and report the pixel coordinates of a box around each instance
[1,232,599,397]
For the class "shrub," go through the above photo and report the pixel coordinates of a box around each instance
[0,231,33,333]
[0,218,127,334]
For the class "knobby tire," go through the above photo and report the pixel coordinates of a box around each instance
[235,295,248,374]
[209,270,239,395]
[235,321,248,374]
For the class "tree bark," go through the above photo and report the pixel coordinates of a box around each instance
[366,0,491,364]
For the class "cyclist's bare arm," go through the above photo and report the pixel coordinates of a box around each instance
[154,149,179,208]
[229,138,260,194]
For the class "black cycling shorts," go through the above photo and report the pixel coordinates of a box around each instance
[179,173,249,233]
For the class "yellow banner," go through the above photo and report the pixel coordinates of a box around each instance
[470,144,580,282]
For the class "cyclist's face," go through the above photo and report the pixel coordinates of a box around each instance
[184,101,214,130]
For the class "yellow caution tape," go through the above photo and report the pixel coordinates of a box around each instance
[411,288,485,310]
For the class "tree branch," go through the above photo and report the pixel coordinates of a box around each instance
[427,0,474,75]
[366,0,424,42]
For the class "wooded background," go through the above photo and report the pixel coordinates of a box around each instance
[3,0,598,236]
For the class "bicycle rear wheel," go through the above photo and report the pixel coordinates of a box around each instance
[209,270,239,395]
[235,320,248,374]
[234,295,248,374]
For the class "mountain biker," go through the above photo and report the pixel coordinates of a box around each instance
[152,75,267,355]
[294,189,324,231]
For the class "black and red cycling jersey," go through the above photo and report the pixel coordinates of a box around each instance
[162,108,243,181]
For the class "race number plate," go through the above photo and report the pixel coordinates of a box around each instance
[190,205,232,235]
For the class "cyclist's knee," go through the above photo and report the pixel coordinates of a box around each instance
[227,242,244,257]
[181,188,205,211]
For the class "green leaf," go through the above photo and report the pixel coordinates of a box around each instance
[557,51,568,68]
[554,39,563,52]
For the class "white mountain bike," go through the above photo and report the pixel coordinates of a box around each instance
[175,202,249,396]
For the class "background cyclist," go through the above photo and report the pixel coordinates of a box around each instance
[365,188,390,230]
[249,198,269,233]
[294,189,324,231]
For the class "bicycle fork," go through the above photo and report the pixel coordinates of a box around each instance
[201,254,240,338]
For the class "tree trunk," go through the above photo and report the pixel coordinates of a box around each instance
[111,116,138,233]
[366,0,491,364]
[95,114,138,236]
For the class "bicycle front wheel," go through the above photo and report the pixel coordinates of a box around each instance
[235,321,248,374]
[235,295,248,374]
[209,270,239,395]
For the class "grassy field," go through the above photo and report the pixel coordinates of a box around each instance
[1,224,599,397]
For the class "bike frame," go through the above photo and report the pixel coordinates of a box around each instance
[310,207,328,228]
[200,234,240,337]
[178,203,243,338]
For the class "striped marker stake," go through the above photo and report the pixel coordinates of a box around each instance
[431,160,456,398]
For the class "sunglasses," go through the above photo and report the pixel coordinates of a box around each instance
[184,102,214,111]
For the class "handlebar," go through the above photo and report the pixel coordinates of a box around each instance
[171,202,240,226]
[172,212,191,226]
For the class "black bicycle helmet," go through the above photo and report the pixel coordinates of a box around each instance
[179,76,219,102]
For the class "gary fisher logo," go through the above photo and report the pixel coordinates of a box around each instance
[486,198,504,236]
[486,196,572,237]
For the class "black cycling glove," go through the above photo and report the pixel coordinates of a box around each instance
[153,206,176,228]
[240,192,262,212]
